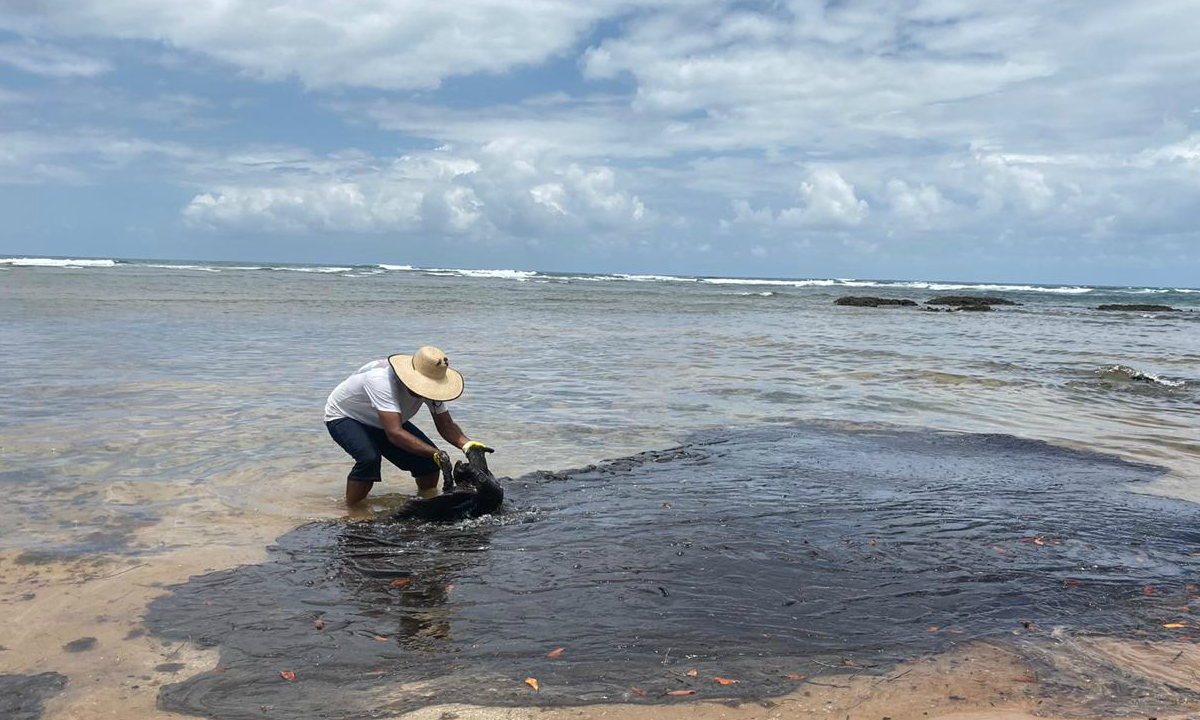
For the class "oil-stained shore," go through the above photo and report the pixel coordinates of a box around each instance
[146,425,1200,719]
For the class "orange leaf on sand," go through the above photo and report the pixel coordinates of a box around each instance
[525,678,539,692]
[390,578,410,587]
[783,673,806,681]
[630,687,647,697]
[374,636,389,642]
[712,677,738,685]
[685,669,698,677]
[666,689,696,696]
[279,671,296,681]
[546,647,565,659]
[1013,675,1037,683]
[1165,623,1188,629]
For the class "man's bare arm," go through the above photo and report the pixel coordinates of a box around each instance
[378,410,439,457]
[432,410,469,449]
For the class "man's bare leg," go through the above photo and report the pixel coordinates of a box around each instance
[346,479,373,505]
[414,471,439,499]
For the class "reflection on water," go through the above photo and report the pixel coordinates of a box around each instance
[334,524,501,652]
[148,425,1200,718]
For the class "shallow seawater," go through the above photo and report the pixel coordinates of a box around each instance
[148,424,1200,718]
[1,262,1198,718]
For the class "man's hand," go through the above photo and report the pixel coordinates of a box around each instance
[462,440,494,454]
[433,450,454,493]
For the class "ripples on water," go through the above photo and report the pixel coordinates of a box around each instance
[0,262,1197,559]
[147,425,1200,717]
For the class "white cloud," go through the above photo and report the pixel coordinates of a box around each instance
[885,179,954,228]
[721,167,868,235]
[182,146,648,238]
[782,168,869,227]
[3,1,1200,278]
[0,39,110,77]
[0,130,193,184]
[0,0,648,89]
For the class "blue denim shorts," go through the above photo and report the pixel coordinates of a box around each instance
[326,417,439,483]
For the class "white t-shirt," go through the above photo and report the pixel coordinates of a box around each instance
[324,359,449,428]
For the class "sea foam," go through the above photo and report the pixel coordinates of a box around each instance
[0,257,117,268]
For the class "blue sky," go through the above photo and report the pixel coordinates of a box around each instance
[1,1,1199,285]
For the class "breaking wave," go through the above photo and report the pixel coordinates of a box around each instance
[421,268,538,281]
[1,257,117,268]
[614,273,698,282]
[1094,365,1186,389]
[142,263,222,272]
[2,257,1196,298]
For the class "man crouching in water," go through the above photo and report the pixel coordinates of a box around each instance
[324,346,492,505]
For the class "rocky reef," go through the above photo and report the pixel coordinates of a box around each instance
[833,296,917,307]
[926,296,1018,307]
[1096,304,1179,312]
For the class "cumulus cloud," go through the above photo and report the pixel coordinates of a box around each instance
[885,180,954,229]
[782,168,869,227]
[182,146,648,239]
[725,167,868,231]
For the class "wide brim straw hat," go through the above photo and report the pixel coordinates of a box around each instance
[388,346,464,402]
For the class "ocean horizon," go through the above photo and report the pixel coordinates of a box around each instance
[4,254,1198,295]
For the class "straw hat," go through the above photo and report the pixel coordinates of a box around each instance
[388,346,464,402]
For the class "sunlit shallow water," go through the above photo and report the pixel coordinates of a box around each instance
[0,260,1197,716]
[148,425,1200,718]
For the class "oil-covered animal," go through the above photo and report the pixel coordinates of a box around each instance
[390,445,504,522]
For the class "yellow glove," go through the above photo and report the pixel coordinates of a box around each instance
[462,440,494,454]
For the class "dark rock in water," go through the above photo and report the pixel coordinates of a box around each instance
[390,446,504,522]
[926,295,1018,306]
[145,424,1200,719]
[956,304,993,312]
[0,672,68,720]
[834,296,917,307]
[1096,304,1179,312]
